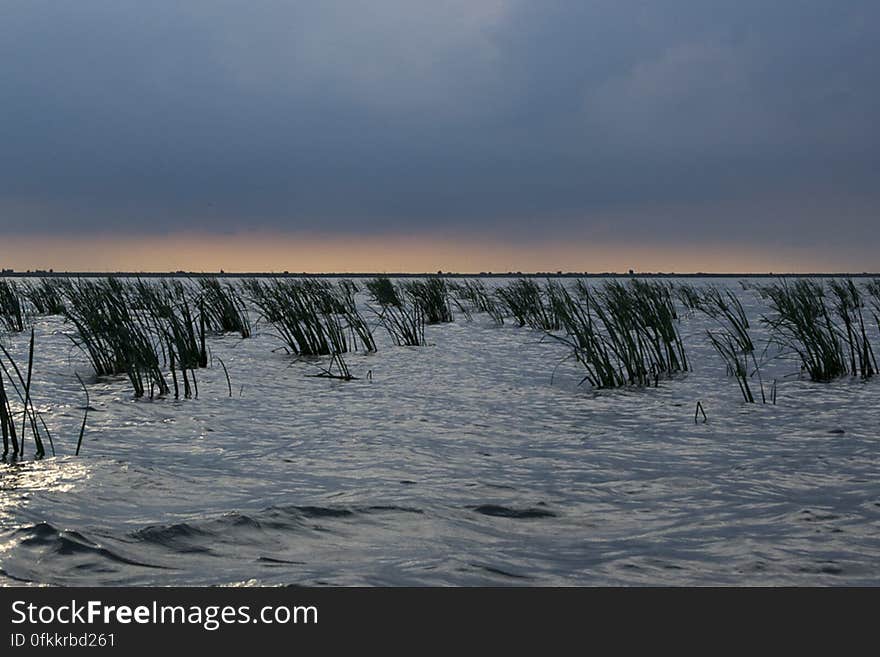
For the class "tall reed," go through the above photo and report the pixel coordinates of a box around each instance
[551,279,688,388]
[0,330,52,459]
[0,360,18,458]
[0,280,26,332]
[59,278,170,398]
[449,279,505,325]
[699,286,765,403]
[131,279,207,373]
[828,279,875,379]
[22,278,66,315]
[365,277,425,346]
[867,279,880,335]
[550,281,621,388]
[675,283,703,313]
[250,278,375,355]
[759,279,847,382]
[495,279,560,330]
[197,277,251,338]
[597,280,687,384]
[402,278,454,324]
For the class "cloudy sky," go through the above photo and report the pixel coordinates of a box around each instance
[1,1,878,272]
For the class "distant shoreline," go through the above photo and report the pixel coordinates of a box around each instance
[2,271,878,278]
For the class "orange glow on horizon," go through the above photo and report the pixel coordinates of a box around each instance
[0,232,873,274]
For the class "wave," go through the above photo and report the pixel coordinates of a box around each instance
[471,504,557,518]
[15,522,168,569]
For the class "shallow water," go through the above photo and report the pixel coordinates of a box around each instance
[1,277,879,586]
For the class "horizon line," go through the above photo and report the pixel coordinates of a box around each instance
[2,270,879,278]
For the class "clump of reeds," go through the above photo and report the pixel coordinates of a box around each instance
[0,329,91,460]
[129,279,207,396]
[551,279,688,388]
[495,278,560,330]
[445,281,472,322]
[828,279,875,379]
[365,277,425,346]
[196,277,251,338]
[22,278,66,315]
[550,281,621,388]
[0,361,20,458]
[249,278,375,355]
[1,330,53,460]
[59,278,171,398]
[699,286,765,403]
[401,277,454,324]
[449,279,504,325]
[598,279,687,383]
[867,279,880,334]
[0,280,26,333]
[758,279,848,382]
[675,283,703,313]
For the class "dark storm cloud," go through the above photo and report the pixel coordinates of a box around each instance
[1,0,878,248]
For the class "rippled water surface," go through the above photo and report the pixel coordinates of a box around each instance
[1,277,879,586]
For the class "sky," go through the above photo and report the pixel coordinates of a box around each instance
[1,1,878,272]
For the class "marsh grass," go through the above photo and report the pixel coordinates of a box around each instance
[0,280,26,333]
[597,279,687,384]
[550,281,620,388]
[448,294,472,322]
[699,286,765,403]
[676,283,703,313]
[366,277,425,346]
[0,362,19,458]
[59,278,170,398]
[828,279,875,379]
[335,279,376,352]
[402,278,453,324]
[22,278,66,315]
[0,330,52,460]
[759,279,848,382]
[551,279,687,389]
[867,279,880,334]
[250,278,375,355]
[131,279,207,373]
[6,274,875,416]
[495,278,560,330]
[197,277,251,338]
[450,279,505,325]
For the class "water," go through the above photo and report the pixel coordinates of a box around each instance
[1,278,879,586]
